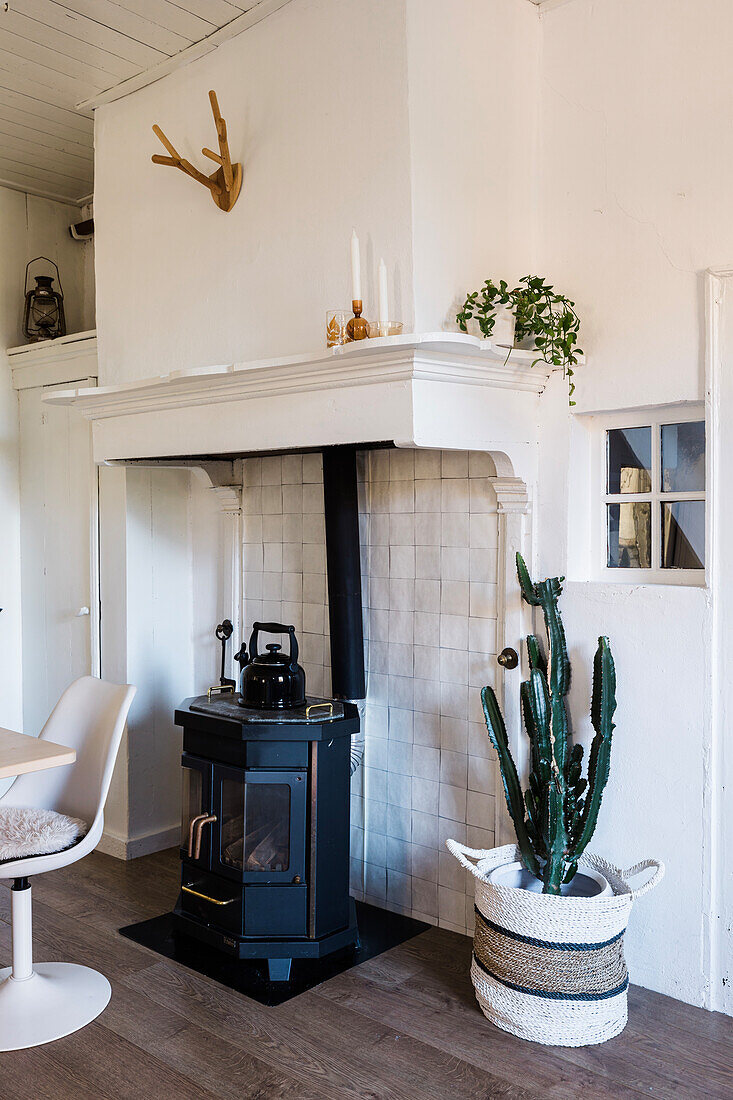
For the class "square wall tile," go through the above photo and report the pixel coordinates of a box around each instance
[387,869,412,908]
[386,835,412,874]
[412,776,439,815]
[440,749,468,788]
[388,743,414,781]
[412,809,439,849]
[439,887,466,927]
[441,478,469,512]
[415,513,441,545]
[440,817,466,848]
[365,863,386,900]
[441,581,469,618]
[390,513,415,545]
[302,453,322,482]
[281,454,303,484]
[413,711,441,747]
[390,449,415,481]
[387,803,411,841]
[412,878,438,917]
[439,783,467,823]
[414,613,440,647]
[414,450,441,479]
[413,745,440,782]
[415,479,441,513]
[467,790,495,829]
[439,849,467,892]
[389,702,415,738]
[411,843,439,883]
[468,755,494,794]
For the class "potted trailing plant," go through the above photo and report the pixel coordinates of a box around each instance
[456,275,582,404]
[447,554,664,1046]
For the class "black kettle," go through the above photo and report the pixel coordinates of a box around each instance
[237,622,306,709]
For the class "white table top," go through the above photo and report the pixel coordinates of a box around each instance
[0,727,76,779]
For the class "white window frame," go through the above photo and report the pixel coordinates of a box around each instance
[593,405,707,586]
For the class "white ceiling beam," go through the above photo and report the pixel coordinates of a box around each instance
[76,0,294,110]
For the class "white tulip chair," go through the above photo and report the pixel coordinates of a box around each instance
[0,676,135,1050]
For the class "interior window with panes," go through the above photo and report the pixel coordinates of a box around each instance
[605,417,705,580]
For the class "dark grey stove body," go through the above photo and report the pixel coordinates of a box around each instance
[173,694,360,981]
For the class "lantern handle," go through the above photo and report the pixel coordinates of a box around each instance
[24,257,64,298]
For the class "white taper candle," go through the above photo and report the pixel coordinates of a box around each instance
[378,258,388,329]
[350,229,361,302]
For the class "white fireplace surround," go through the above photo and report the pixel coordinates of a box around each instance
[45,333,560,880]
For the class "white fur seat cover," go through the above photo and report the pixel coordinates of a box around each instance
[0,807,87,861]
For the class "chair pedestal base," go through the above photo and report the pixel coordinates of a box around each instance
[0,963,111,1050]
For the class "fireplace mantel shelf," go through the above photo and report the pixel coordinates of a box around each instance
[44,332,558,480]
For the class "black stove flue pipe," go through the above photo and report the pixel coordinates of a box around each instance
[322,445,366,701]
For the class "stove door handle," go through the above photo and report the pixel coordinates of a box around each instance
[192,814,217,861]
[182,882,237,906]
[187,813,209,858]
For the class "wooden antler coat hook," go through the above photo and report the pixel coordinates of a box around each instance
[152,90,243,213]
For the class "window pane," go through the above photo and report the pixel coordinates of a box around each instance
[607,427,652,494]
[661,421,705,492]
[607,502,651,567]
[661,501,705,569]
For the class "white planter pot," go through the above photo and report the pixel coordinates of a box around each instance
[491,304,515,348]
[447,842,664,1047]
[487,859,613,899]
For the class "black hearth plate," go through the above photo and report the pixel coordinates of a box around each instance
[119,902,430,1007]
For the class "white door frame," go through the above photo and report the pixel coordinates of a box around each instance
[705,268,732,1013]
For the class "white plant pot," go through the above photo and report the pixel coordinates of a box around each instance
[447,842,664,1047]
[491,304,515,348]
[487,859,613,899]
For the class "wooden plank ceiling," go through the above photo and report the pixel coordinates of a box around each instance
[0,0,286,204]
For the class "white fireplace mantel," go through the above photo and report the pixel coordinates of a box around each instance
[44,332,555,485]
[44,330,557,852]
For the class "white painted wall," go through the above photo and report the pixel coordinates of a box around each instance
[0,186,94,739]
[538,0,733,413]
[94,0,415,386]
[536,0,728,1008]
[406,0,540,333]
[98,465,220,859]
[88,0,730,1011]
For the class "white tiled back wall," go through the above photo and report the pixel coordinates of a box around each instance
[241,448,498,936]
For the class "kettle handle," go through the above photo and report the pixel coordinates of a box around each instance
[249,622,299,670]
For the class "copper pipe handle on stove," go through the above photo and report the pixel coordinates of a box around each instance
[191,814,217,860]
[187,813,210,858]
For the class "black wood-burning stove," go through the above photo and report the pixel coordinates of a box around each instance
[173,445,366,982]
[173,694,360,981]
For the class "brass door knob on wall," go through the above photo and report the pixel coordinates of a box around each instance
[497,648,519,670]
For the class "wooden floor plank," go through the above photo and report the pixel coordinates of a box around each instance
[123,958,544,1100]
[99,980,325,1100]
[0,847,729,1100]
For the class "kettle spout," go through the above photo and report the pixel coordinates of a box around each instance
[233,644,249,669]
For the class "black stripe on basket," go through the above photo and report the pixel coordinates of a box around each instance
[474,905,625,952]
[472,951,630,1003]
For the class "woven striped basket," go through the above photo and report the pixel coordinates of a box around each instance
[447,841,664,1047]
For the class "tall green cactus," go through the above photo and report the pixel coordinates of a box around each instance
[482,553,617,895]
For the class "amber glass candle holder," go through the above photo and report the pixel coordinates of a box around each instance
[346,299,369,342]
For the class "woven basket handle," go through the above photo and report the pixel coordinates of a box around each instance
[622,858,665,899]
[445,839,514,879]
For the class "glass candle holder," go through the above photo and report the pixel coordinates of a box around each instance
[366,321,404,339]
[326,309,350,347]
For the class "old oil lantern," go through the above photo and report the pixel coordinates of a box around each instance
[23,257,66,342]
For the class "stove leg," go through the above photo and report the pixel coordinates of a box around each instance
[267,958,292,982]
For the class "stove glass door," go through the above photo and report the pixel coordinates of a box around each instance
[213,765,306,884]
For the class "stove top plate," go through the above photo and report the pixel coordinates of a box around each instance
[188,694,346,723]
